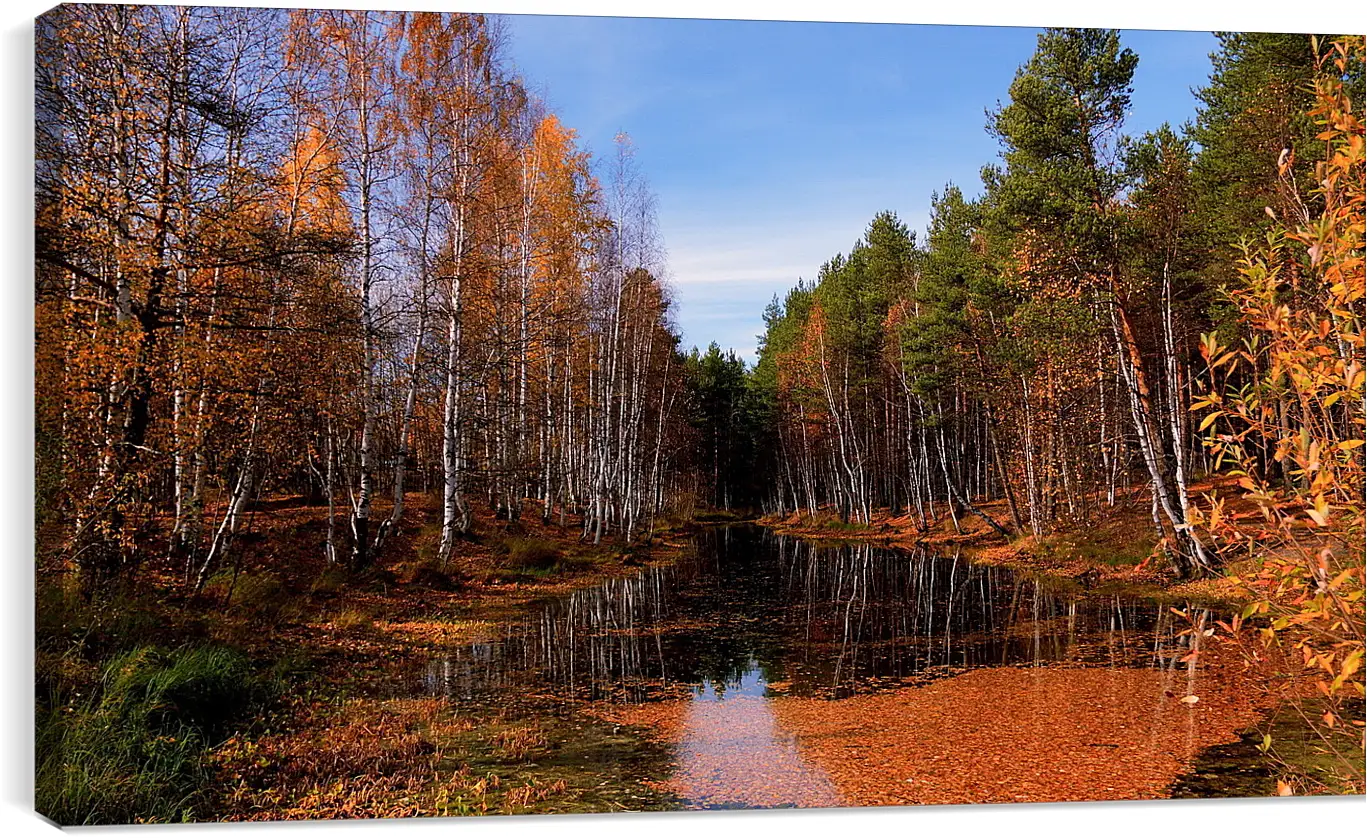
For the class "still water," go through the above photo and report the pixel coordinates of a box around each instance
[423,526,1229,807]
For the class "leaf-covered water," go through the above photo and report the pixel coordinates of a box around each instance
[422,526,1260,808]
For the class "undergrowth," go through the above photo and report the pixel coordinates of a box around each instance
[36,643,275,825]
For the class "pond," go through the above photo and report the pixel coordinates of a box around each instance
[423,526,1264,808]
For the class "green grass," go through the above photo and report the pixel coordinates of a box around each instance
[435,708,680,815]
[407,558,460,590]
[204,569,290,618]
[36,644,274,825]
[309,564,350,597]
[37,578,196,664]
[333,607,374,630]
[820,518,872,533]
[1174,699,1367,798]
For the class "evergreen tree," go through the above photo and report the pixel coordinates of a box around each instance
[1189,32,1357,271]
[985,28,1216,574]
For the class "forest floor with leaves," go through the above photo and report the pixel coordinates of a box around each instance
[37,494,699,821]
[202,494,695,683]
[38,487,1359,822]
[758,476,1259,603]
[209,496,710,819]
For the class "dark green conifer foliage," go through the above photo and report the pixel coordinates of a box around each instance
[1189,33,1350,265]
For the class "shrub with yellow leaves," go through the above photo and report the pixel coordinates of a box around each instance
[1192,36,1364,792]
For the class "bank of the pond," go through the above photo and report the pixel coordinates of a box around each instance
[37,496,1348,823]
[757,478,1254,605]
[37,494,701,823]
[209,500,709,820]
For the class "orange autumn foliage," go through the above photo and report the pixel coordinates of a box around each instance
[1194,36,1365,788]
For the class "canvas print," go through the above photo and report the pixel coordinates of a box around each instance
[33,2,1365,824]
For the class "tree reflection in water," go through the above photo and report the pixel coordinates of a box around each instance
[424,526,1206,703]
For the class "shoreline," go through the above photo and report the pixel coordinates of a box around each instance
[756,481,1253,606]
[37,495,702,823]
[36,491,1349,822]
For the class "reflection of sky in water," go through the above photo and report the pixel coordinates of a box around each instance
[693,658,767,701]
[677,659,842,809]
[416,527,1225,809]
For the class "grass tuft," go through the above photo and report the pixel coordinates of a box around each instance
[332,607,373,631]
[309,564,350,597]
[204,570,291,620]
[502,537,563,572]
[407,559,458,590]
[36,644,271,825]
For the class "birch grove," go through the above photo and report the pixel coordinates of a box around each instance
[36,4,697,585]
[35,10,1362,591]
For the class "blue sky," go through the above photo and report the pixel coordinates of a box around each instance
[500,16,1219,360]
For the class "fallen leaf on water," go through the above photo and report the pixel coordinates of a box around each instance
[604,659,1263,808]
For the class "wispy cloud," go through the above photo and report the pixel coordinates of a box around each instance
[668,249,811,285]
[663,217,875,358]
[501,15,1217,362]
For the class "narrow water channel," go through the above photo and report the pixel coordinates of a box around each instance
[424,526,1260,808]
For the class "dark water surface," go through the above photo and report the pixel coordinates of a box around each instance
[426,526,1193,703]
[422,526,1257,807]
